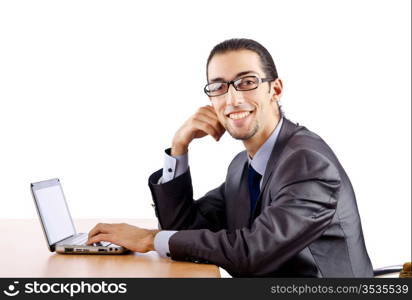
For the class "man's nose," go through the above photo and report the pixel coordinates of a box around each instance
[225,84,245,106]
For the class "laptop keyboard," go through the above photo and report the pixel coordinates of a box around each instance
[65,234,112,247]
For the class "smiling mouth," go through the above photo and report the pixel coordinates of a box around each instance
[226,110,254,120]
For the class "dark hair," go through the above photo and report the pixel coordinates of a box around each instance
[206,38,278,81]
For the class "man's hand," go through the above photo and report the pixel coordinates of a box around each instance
[86,223,160,253]
[171,105,225,156]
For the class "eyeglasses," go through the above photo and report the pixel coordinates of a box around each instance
[204,75,273,97]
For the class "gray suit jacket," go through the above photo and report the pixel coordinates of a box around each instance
[148,118,373,277]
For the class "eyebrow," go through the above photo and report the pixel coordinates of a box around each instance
[209,70,257,83]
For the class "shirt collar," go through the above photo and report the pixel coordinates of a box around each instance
[248,117,284,176]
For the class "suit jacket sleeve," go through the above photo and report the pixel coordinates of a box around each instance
[166,149,341,276]
[148,168,227,232]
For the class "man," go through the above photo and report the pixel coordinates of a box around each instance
[87,38,373,277]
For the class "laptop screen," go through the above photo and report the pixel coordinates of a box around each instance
[32,179,76,246]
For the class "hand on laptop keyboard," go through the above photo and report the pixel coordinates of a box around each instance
[93,241,112,247]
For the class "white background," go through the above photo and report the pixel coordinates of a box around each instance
[0,0,410,270]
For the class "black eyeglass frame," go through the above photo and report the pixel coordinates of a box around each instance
[204,75,274,97]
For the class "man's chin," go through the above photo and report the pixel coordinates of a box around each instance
[227,125,259,141]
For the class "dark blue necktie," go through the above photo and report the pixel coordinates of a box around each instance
[248,164,262,214]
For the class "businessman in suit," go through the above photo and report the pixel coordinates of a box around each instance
[87,38,373,277]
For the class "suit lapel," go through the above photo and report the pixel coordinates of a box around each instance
[249,119,300,222]
[260,118,298,191]
[226,152,251,229]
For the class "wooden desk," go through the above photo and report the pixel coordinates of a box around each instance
[0,219,220,278]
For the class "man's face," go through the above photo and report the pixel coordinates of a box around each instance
[207,50,281,141]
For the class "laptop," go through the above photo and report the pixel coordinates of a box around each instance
[31,178,128,254]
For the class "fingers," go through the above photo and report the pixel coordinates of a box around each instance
[200,106,226,137]
[87,223,111,240]
[172,105,225,152]
[191,118,220,140]
[198,106,219,121]
[86,233,113,245]
[194,117,225,141]
[192,107,224,141]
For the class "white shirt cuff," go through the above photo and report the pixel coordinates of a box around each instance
[154,230,178,258]
[162,148,188,183]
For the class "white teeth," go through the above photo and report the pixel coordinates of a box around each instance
[229,111,251,120]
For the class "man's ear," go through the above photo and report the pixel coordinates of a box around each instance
[271,78,283,101]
